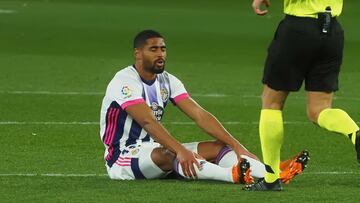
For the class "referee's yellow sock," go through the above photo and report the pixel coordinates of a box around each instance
[259,109,284,183]
[317,108,359,145]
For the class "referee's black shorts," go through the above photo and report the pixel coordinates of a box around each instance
[262,14,344,92]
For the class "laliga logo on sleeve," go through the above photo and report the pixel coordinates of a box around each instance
[121,85,132,99]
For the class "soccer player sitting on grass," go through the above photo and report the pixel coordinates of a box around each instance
[99,29,309,186]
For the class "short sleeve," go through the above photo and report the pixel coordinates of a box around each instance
[106,71,145,109]
[168,73,189,104]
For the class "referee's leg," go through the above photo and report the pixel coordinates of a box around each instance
[259,85,289,183]
[305,18,360,163]
[307,91,360,162]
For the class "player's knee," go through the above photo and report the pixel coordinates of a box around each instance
[213,140,226,153]
[197,140,226,162]
[151,148,175,171]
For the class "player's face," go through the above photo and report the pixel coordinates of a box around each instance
[140,38,166,74]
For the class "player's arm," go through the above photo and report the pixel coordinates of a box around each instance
[252,0,270,16]
[176,97,259,160]
[125,102,201,177]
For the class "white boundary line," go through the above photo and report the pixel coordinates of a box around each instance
[1,121,360,125]
[242,95,360,102]
[0,121,320,125]
[1,121,359,125]
[0,121,99,125]
[0,90,227,97]
[0,90,104,96]
[0,90,228,98]
[304,171,360,175]
[0,171,358,177]
[1,90,360,101]
[0,9,16,14]
[0,173,107,177]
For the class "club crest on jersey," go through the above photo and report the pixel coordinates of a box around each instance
[160,88,169,102]
[150,102,164,121]
[130,148,140,156]
[121,85,132,99]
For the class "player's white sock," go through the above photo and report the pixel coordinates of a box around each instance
[173,159,234,183]
[216,146,266,178]
[241,155,266,178]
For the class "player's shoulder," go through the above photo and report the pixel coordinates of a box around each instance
[107,65,141,88]
[162,70,183,83]
[114,65,139,80]
[105,65,142,97]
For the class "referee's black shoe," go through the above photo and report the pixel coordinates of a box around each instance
[243,178,283,191]
[355,131,360,164]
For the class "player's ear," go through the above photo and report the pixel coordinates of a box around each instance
[134,48,142,60]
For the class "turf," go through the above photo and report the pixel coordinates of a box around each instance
[0,0,360,202]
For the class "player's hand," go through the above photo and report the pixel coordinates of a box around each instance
[232,142,260,161]
[252,0,270,16]
[176,148,201,179]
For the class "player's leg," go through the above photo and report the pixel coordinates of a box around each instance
[148,146,176,174]
[184,141,264,177]
[217,149,266,179]
[195,140,266,178]
[107,143,170,180]
[176,141,253,184]
[173,156,253,184]
[196,140,226,162]
[307,92,360,162]
[194,140,310,183]
[213,142,310,183]
[279,149,310,184]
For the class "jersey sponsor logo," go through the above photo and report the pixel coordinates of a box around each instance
[160,88,169,102]
[150,102,164,121]
[121,85,132,99]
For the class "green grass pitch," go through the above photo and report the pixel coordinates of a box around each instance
[0,0,360,202]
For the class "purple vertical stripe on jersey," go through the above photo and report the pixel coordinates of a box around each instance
[131,158,146,179]
[141,134,150,142]
[107,149,121,167]
[145,84,158,104]
[125,119,142,146]
[215,146,232,165]
[158,74,169,108]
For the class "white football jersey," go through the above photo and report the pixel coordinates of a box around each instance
[100,65,189,167]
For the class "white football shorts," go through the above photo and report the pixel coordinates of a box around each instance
[106,141,199,180]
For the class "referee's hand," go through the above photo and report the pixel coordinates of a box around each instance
[252,0,270,16]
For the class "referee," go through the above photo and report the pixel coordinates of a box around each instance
[247,0,360,191]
